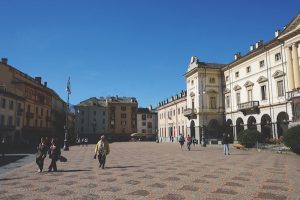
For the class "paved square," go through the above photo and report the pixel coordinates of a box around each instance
[1,142,300,200]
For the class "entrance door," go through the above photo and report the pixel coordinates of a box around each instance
[190,120,195,138]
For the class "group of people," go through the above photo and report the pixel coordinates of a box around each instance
[178,133,231,155]
[36,137,61,172]
[76,137,89,146]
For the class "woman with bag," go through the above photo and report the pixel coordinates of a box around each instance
[94,135,110,169]
[48,138,61,172]
[36,137,47,172]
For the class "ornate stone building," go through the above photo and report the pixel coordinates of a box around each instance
[223,13,300,141]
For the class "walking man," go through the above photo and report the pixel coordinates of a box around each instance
[222,133,230,155]
[94,135,110,169]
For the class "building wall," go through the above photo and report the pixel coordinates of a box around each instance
[137,108,158,135]
[158,93,187,142]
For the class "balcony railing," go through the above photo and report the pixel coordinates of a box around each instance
[183,108,197,116]
[238,101,259,110]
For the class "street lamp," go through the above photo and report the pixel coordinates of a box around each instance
[63,77,71,151]
[201,90,206,147]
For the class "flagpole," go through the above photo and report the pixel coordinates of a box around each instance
[63,77,71,151]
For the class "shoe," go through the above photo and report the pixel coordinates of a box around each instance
[99,164,102,168]
[37,169,41,173]
[102,165,104,169]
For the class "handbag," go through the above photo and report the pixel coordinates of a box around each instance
[59,155,67,162]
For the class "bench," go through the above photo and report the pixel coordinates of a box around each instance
[233,144,246,149]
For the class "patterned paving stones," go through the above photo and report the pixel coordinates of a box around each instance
[0,142,300,200]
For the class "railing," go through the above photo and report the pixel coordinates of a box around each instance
[287,89,300,99]
[237,101,259,110]
[183,108,197,116]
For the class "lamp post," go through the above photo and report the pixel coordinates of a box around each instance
[201,66,207,147]
[63,77,71,151]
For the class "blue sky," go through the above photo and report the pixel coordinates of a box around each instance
[0,0,299,107]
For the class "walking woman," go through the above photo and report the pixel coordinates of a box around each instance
[94,135,110,169]
[36,137,47,172]
[48,138,61,172]
[222,133,230,155]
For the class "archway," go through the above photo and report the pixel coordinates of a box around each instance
[190,120,195,138]
[247,116,257,130]
[207,119,220,139]
[236,118,244,138]
[261,114,272,142]
[225,119,234,143]
[277,112,289,138]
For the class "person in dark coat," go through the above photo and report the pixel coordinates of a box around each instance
[222,133,230,155]
[36,137,48,172]
[48,139,61,172]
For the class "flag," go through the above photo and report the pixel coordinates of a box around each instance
[66,77,71,95]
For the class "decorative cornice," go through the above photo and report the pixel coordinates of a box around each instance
[257,76,268,83]
[272,70,285,78]
[233,85,241,91]
[224,88,231,94]
[244,81,254,87]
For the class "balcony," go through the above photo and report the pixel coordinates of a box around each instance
[26,112,34,118]
[237,101,260,116]
[183,108,197,120]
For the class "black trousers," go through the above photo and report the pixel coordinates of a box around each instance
[98,154,106,168]
[48,159,57,172]
[36,157,44,170]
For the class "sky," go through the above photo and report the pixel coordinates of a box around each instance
[0,0,299,107]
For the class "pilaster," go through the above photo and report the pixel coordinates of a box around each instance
[286,46,295,91]
[292,43,300,89]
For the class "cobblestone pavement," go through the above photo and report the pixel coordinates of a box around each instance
[0,142,300,200]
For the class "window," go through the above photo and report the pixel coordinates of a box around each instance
[182,125,184,134]
[102,119,105,124]
[147,122,152,128]
[259,60,265,67]
[1,98,6,109]
[247,89,253,101]
[121,113,127,118]
[40,120,43,127]
[27,104,31,112]
[121,106,126,111]
[261,85,267,100]
[210,96,216,109]
[121,121,126,125]
[103,111,105,115]
[93,111,96,115]
[142,129,146,133]
[81,110,85,115]
[81,118,84,124]
[225,76,229,82]
[277,80,284,97]
[41,108,43,116]
[178,108,180,115]
[236,92,241,106]
[191,80,194,86]
[246,66,251,73]
[142,114,146,120]
[173,110,175,116]
[275,53,281,61]
[0,115,5,126]
[9,100,14,110]
[209,77,215,84]
[235,71,239,78]
[226,95,230,108]
[16,117,20,126]
[192,99,195,109]
[142,122,146,126]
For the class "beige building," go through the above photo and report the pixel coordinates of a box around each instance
[184,57,225,144]
[157,90,187,142]
[0,58,65,144]
[137,106,158,136]
[223,13,300,141]
[74,96,138,141]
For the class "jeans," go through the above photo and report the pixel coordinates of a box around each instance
[224,144,229,155]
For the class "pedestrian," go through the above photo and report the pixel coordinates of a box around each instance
[222,133,230,155]
[85,137,88,146]
[1,137,5,158]
[81,138,85,147]
[36,137,47,172]
[179,134,185,149]
[48,138,61,172]
[94,135,110,169]
[186,135,192,151]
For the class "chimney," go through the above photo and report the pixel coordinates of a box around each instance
[250,45,255,51]
[35,77,42,84]
[234,52,241,61]
[255,40,263,48]
[1,58,8,64]
[44,82,47,87]
[275,29,281,37]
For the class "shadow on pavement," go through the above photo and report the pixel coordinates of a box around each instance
[0,176,28,181]
[0,155,28,167]
[105,165,140,169]
[56,169,92,173]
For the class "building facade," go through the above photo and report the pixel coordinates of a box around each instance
[184,57,226,143]
[137,106,158,135]
[74,96,138,141]
[0,58,65,144]
[223,13,300,141]
[157,90,187,142]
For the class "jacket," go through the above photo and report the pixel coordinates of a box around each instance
[95,140,110,156]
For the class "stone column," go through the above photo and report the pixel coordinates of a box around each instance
[286,46,295,91]
[292,43,300,89]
